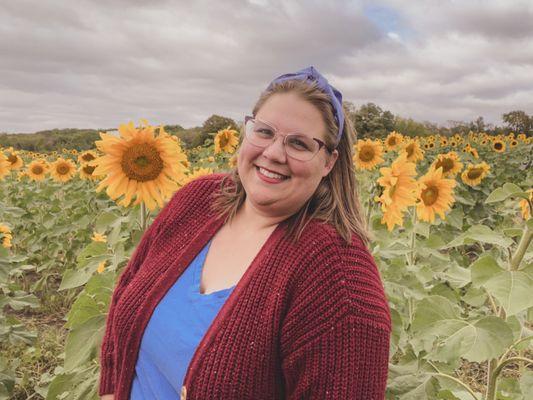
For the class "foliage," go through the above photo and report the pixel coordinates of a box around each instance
[0,123,532,399]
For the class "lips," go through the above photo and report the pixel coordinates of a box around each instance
[255,164,290,178]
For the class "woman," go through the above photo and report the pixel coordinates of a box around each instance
[99,66,391,400]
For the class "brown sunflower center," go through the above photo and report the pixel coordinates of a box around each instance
[122,144,164,182]
[435,158,454,173]
[57,163,70,175]
[388,137,397,146]
[494,142,503,150]
[7,154,17,163]
[32,165,44,174]
[467,168,483,179]
[421,185,439,206]
[359,146,375,162]
[219,134,230,147]
[83,165,95,174]
[82,154,95,162]
[406,144,414,157]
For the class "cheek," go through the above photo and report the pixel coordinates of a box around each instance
[238,142,262,162]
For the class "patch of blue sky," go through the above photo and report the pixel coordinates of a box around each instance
[363,4,415,42]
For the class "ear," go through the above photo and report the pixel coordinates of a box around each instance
[322,149,339,177]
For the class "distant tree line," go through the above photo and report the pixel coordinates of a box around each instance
[344,102,533,139]
[1,105,531,152]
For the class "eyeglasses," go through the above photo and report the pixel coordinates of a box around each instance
[244,116,331,162]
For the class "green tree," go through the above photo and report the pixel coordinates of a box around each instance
[502,110,532,135]
[351,103,394,139]
[393,117,433,137]
[201,115,238,136]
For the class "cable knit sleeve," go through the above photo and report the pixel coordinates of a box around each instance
[280,228,391,400]
[98,177,210,396]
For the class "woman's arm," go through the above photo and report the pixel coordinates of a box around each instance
[280,231,391,399]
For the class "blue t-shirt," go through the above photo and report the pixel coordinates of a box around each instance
[130,238,236,399]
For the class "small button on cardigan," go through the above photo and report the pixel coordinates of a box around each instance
[98,172,392,399]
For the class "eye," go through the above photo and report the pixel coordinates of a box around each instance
[255,128,274,137]
[288,137,311,151]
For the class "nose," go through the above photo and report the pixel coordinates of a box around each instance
[261,135,287,163]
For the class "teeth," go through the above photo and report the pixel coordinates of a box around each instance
[258,167,288,180]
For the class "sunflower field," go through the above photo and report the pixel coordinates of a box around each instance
[0,121,532,400]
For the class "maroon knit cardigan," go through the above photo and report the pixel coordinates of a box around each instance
[99,173,391,399]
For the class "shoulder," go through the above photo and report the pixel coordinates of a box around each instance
[149,173,230,233]
[164,172,230,210]
[287,219,391,332]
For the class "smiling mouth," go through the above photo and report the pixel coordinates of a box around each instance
[255,165,291,180]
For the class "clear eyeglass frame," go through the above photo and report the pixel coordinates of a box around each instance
[243,115,331,162]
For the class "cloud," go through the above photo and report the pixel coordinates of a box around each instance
[0,0,532,133]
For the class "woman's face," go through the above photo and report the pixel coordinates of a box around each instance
[237,92,339,219]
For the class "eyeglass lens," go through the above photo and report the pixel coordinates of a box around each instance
[245,119,319,161]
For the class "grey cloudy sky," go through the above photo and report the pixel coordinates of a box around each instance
[1,0,532,133]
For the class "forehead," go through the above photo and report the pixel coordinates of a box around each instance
[256,93,326,136]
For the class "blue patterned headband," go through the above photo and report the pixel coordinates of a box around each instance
[265,65,344,146]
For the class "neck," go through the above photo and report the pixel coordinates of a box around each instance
[230,198,290,232]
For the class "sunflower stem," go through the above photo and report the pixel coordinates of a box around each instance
[487,357,533,400]
[140,203,147,232]
[365,188,374,229]
[409,206,417,266]
[509,221,532,270]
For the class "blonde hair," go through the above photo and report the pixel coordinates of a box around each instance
[210,79,372,247]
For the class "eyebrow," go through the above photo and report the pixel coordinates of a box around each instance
[256,117,307,136]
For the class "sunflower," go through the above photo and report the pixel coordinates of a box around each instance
[5,150,24,170]
[228,153,238,168]
[461,162,490,187]
[180,167,213,186]
[50,158,77,183]
[440,137,448,147]
[492,139,506,153]
[78,150,98,165]
[0,223,12,248]
[91,232,107,242]
[400,139,424,163]
[468,147,479,159]
[509,139,518,148]
[519,189,533,220]
[17,170,29,182]
[416,165,456,224]
[96,261,106,274]
[79,164,99,181]
[375,153,420,231]
[430,152,463,178]
[0,153,10,180]
[384,131,404,151]
[214,127,239,154]
[88,121,189,211]
[353,139,384,170]
[26,159,49,181]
